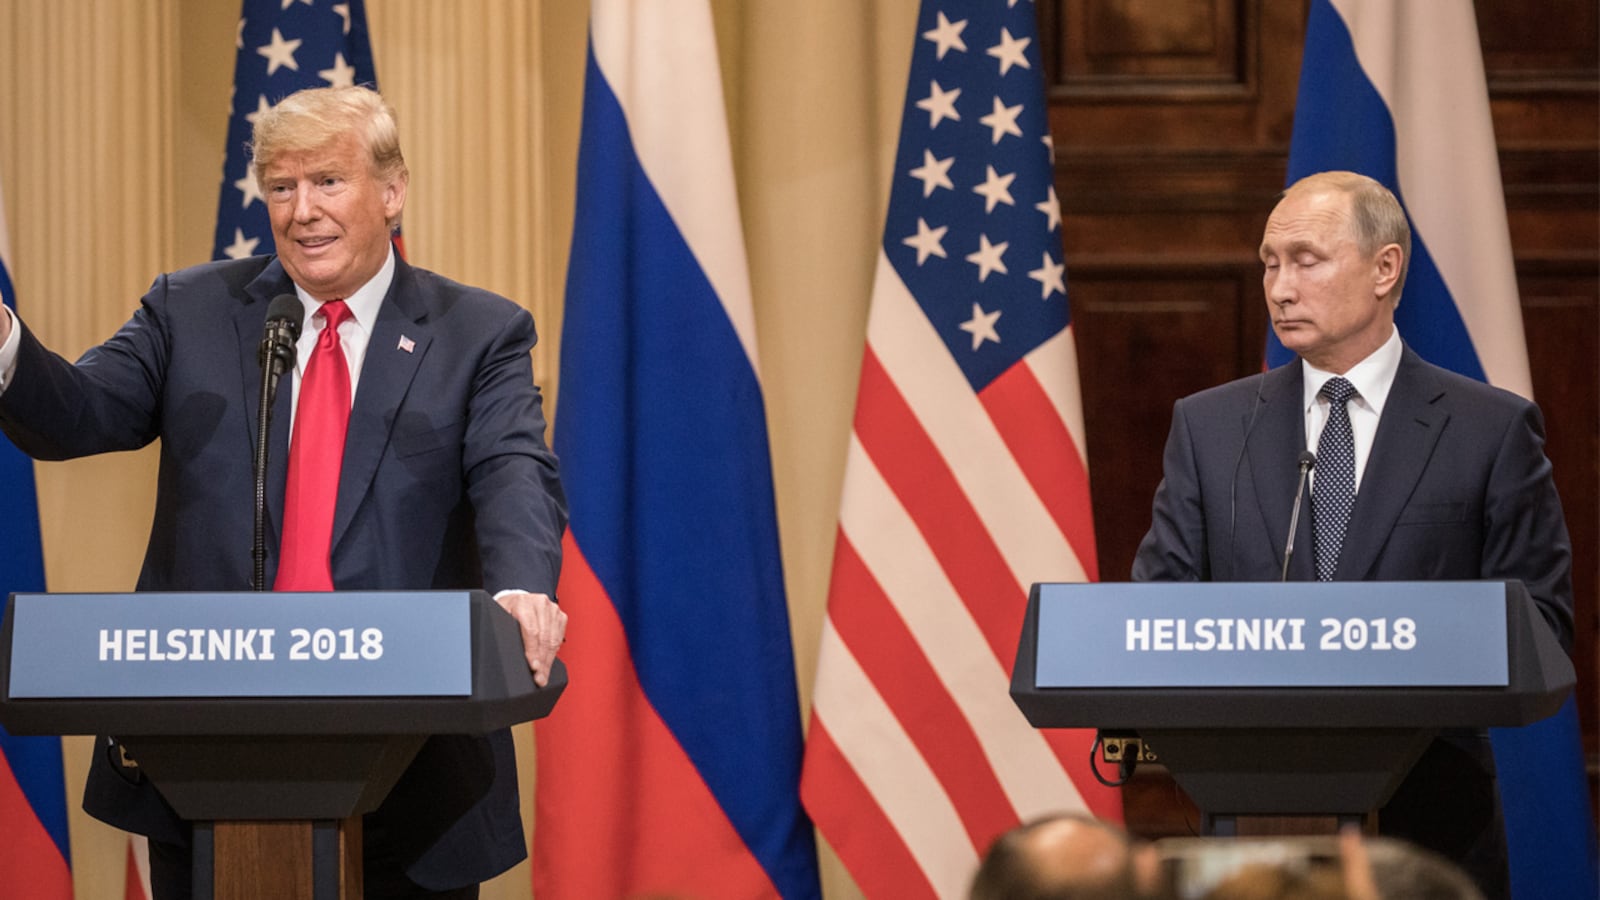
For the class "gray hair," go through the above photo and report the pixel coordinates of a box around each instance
[1286,170,1411,303]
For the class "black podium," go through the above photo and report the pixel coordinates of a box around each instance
[0,590,566,899]
[1009,581,1572,833]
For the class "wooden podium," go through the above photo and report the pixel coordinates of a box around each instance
[0,589,566,899]
[1009,580,1573,834]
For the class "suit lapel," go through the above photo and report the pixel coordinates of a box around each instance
[1335,348,1449,579]
[331,259,433,555]
[235,263,298,553]
[1247,364,1314,580]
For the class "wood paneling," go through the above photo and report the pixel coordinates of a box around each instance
[1071,266,1264,582]
[1063,0,1246,83]
[1041,0,1600,834]
[1477,0,1599,75]
[1522,268,1600,763]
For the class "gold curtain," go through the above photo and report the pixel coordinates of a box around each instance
[0,1,919,897]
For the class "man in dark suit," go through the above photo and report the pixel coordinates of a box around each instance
[1132,170,1573,899]
[0,86,567,899]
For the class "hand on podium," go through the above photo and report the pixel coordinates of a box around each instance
[495,590,568,687]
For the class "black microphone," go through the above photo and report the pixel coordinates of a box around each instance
[253,294,302,591]
[1227,376,1268,581]
[1281,450,1316,581]
[259,294,304,377]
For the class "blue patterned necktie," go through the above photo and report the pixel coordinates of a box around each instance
[1313,376,1359,581]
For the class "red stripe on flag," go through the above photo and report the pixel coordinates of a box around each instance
[979,362,1100,581]
[978,367,1124,819]
[125,838,150,900]
[800,720,940,900]
[829,535,1020,850]
[852,354,1126,823]
[0,751,72,899]
[532,534,777,900]
[853,348,1027,665]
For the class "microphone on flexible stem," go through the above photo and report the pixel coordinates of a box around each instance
[1227,377,1268,581]
[254,294,303,591]
[1282,450,1316,582]
[259,294,303,378]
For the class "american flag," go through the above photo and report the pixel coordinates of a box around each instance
[800,2,1121,897]
[212,0,383,262]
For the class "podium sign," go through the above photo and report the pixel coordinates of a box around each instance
[7,591,470,699]
[1,589,566,900]
[1011,580,1573,823]
[1035,581,1508,688]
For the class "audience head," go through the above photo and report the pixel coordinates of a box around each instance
[1199,861,1346,900]
[1361,835,1486,900]
[971,813,1158,900]
[1167,830,1485,900]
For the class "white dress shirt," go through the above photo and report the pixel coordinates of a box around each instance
[1300,326,1403,493]
[286,246,395,436]
[0,305,19,391]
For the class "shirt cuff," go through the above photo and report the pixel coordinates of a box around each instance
[0,306,20,393]
[492,588,558,604]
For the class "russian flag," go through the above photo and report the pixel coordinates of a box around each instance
[1275,3,1598,897]
[0,171,72,898]
[530,2,821,898]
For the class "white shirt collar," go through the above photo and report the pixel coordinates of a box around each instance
[1301,326,1403,417]
[293,244,395,335]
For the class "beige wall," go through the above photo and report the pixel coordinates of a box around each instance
[0,1,919,897]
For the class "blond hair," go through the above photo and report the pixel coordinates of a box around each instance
[249,86,408,223]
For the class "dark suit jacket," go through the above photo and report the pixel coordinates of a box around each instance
[1130,344,1573,895]
[1132,345,1573,649]
[0,255,567,890]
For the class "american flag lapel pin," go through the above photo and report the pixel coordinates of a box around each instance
[397,335,416,353]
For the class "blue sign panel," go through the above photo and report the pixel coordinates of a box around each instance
[7,591,471,698]
[1035,582,1507,688]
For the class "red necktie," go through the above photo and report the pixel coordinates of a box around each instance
[275,299,352,590]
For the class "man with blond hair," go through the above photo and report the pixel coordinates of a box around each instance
[0,86,567,899]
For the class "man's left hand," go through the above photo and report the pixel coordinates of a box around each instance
[494,591,567,688]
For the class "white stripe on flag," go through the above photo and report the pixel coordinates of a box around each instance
[810,619,977,897]
[866,253,1090,584]
[1330,0,1531,399]
[1025,325,1091,471]
[840,431,1090,816]
[589,0,760,371]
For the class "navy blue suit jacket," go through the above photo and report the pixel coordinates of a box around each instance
[1131,344,1573,893]
[0,255,566,889]
[1132,345,1572,650]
